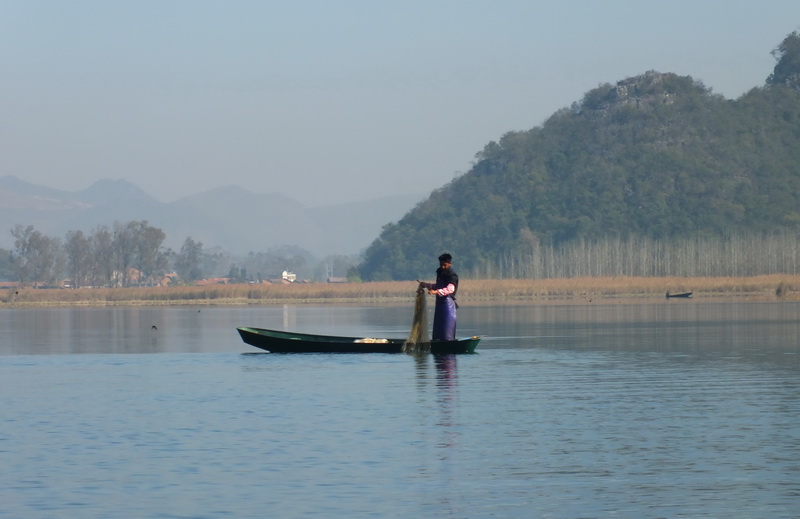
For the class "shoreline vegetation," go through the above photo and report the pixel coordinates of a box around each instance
[2,274,799,307]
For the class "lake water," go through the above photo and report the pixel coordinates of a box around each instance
[1,302,799,518]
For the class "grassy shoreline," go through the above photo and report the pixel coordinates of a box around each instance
[2,274,799,307]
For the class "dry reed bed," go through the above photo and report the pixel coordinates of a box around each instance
[3,275,800,307]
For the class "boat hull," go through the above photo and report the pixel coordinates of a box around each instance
[237,327,480,354]
[666,291,693,298]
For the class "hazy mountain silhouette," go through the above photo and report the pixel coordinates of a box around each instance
[0,176,422,256]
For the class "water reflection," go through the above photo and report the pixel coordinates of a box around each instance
[0,306,243,355]
[433,355,458,447]
[414,353,459,436]
[413,354,459,390]
[466,301,800,359]
[2,302,798,364]
[410,353,463,517]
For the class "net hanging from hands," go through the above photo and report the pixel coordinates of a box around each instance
[403,285,430,354]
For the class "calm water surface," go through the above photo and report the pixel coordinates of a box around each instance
[1,302,798,518]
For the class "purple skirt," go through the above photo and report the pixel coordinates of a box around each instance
[432,296,457,341]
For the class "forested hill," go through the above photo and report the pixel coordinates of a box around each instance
[355,32,800,281]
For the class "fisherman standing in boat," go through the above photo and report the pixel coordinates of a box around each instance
[419,253,459,341]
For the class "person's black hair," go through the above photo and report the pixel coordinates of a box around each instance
[438,253,452,263]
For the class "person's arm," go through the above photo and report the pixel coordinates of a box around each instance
[431,283,456,297]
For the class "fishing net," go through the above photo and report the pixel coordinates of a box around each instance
[403,286,430,354]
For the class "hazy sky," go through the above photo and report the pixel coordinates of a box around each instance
[2,2,798,206]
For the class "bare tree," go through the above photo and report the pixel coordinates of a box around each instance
[175,237,204,283]
[113,221,138,286]
[134,222,167,285]
[10,225,63,287]
[64,230,92,288]
[90,225,115,287]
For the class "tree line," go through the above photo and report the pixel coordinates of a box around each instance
[6,221,189,288]
[3,221,359,288]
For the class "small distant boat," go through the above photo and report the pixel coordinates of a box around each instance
[666,291,693,299]
[237,327,480,354]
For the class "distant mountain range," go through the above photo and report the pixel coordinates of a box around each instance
[0,176,423,256]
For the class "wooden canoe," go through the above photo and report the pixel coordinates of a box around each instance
[237,327,480,354]
[666,291,693,298]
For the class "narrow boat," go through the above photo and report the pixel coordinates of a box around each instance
[237,327,480,354]
[666,291,693,298]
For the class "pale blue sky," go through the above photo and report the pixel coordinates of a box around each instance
[2,1,798,205]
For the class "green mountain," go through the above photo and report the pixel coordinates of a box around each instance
[356,32,800,281]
